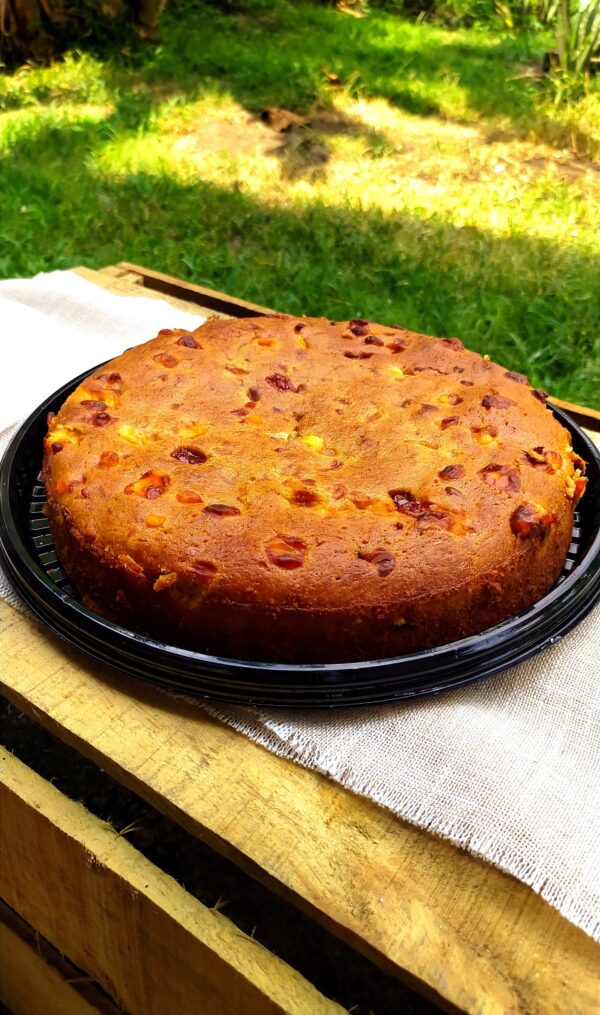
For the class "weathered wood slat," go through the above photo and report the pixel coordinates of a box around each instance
[549,397,600,431]
[109,261,274,318]
[73,266,218,320]
[1,601,599,1015]
[0,902,121,1015]
[0,748,345,1015]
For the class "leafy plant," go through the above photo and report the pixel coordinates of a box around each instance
[556,0,600,74]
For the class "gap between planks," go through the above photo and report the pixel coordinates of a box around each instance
[0,901,121,1015]
[0,748,346,1015]
[2,600,600,1015]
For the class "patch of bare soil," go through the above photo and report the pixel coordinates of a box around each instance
[162,93,599,193]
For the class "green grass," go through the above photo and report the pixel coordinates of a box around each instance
[1,0,599,406]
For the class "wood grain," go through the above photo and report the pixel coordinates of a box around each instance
[0,922,105,1015]
[550,398,600,432]
[1,600,599,1015]
[103,261,274,318]
[73,265,224,320]
[0,747,345,1015]
[0,903,121,1015]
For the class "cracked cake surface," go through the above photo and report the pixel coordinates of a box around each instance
[43,314,587,662]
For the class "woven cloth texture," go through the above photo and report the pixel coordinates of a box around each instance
[1,270,599,941]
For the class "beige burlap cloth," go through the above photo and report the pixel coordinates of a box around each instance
[1,271,599,941]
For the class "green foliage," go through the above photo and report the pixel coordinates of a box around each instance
[374,0,600,86]
[371,0,539,26]
[0,0,599,407]
[370,0,499,25]
[556,0,600,74]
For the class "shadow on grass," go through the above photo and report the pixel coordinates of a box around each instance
[149,3,592,153]
[1,116,598,407]
[269,112,396,182]
[2,0,594,155]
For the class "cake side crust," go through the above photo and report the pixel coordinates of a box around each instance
[43,314,587,662]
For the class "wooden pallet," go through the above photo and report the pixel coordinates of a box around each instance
[1,263,599,1015]
[1,749,343,1015]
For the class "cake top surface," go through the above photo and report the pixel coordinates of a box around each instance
[44,314,586,611]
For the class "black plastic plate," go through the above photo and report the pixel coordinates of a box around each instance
[1,369,599,707]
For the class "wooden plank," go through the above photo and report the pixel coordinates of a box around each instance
[112,261,274,318]
[550,397,600,433]
[0,920,105,1015]
[0,748,346,1015]
[0,902,121,1015]
[72,266,222,321]
[1,601,599,1015]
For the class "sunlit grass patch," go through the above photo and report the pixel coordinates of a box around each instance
[0,0,598,407]
[0,52,110,110]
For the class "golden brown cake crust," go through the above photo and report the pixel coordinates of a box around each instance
[43,315,587,662]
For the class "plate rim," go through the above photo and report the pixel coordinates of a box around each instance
[1,367,599,705]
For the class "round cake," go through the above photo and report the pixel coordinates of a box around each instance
[43,314,587,662]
